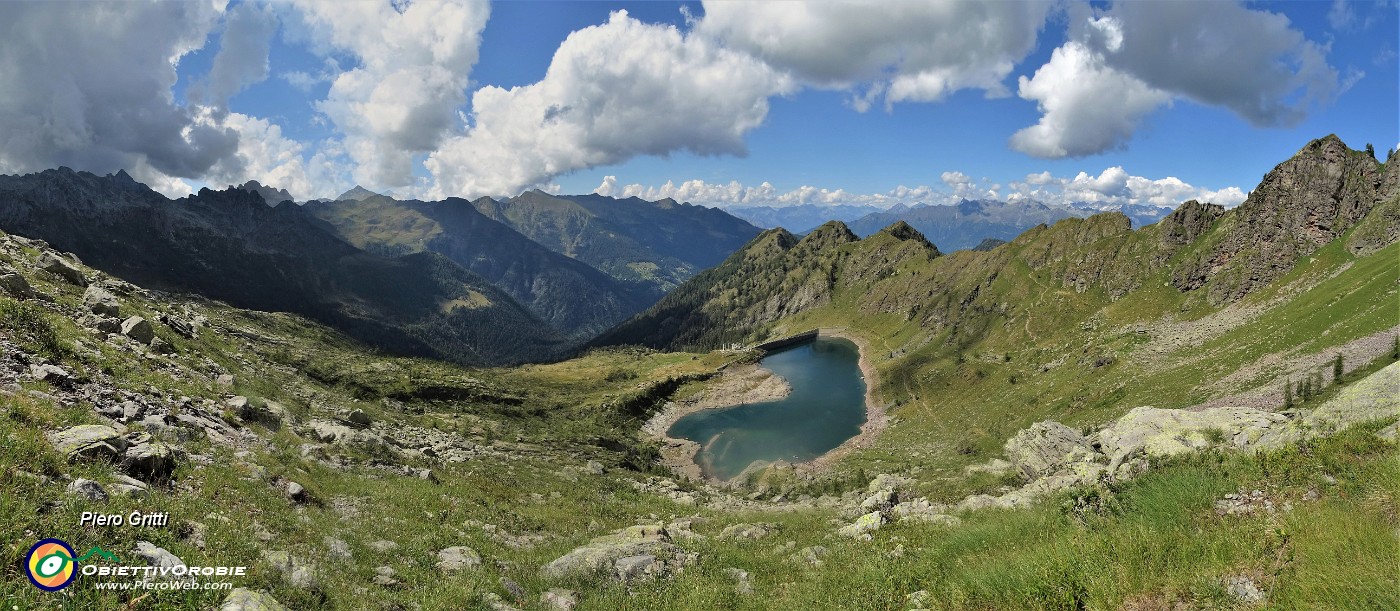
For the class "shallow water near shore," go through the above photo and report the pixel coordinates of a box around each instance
[667,337,867,481]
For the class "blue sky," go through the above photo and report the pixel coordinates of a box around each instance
[0,1,1394,209]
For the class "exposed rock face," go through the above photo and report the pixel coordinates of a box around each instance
[1003,421,1097,480]
[1096,406,1297,469]
[67,478,109,501]
[122,442,179,481]
[541,524,692,582]
[1172,135,1385,303]
[836,511,885,538]
[38,252,86,286]
[1158,199,1224,248]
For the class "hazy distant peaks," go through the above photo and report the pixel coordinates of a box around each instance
[336,185,382,202]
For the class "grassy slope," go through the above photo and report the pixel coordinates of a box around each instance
[1,203,1396,608]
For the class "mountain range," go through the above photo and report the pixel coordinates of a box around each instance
[597,135,1397,352]
[729,200,1174,251]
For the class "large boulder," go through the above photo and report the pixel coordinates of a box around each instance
[836,511,886,538]
[1096,406,1294,468]
[1004,421,1100,479]
[48,425,128,461]
[120,316,155,344]
[38,253,86,286]
[134,541,192,584]
[0,273,37,299]
[83,285,120,316]
[541,524,691,582]
[121,442,179,481]
[1303,361,1400,432]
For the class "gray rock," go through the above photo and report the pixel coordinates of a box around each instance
[436,546,481,572]
[1004,421,1098,479]
[540,589,578,611]
[134,541,192,584]
[500,576,527,600]
[724,567,754,595]
[29,363,71,384]
[38,253,86,286]
[83,285,120,317]
[120,316,155,344]
[218,588,289,611]
[158,313,197,338]
[215,374,235,387]
[324,537,351,560]
[541,524,689,582]
[66,478,109,502]
[481,592,521,611]
[791,545,827,567]
[860,488,896,512]
[613,554,659,582]
[1225,575,1266,604]
[122,442,178,481]
[372,565,399,587]
[346,409,372,427]
[369,540,399,553]
[718,522,778,540]
[48,424,127,461]
[836,511,885,538]
[584,460,606,475]
[286,481,309,504]
[0,272,36,299]
[261,550,316,589]
[150,337,176,354]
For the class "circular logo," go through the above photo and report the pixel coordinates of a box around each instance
[25,538,77,591]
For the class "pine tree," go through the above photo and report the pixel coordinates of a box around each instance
[1296,380,1306,402]
[1283,377,1293,409]
[1332,353,1344,384]
[1366,143,1376,159]
[1302,379,1312,400]
[1392,334,1399,360]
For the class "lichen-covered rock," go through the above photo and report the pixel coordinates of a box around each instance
[836,511,885,538]
[1096,406,1293,469]
[717,523,778,540]
[219,588,289,611]
[48,425,127,461]
[1004,421,1099,479]
[541,524,691,582]
[1303,361,1400,432]
[66,478,109,502]
[436,546,481,572]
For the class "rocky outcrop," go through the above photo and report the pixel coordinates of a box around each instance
[38,252,86,286]
[540,524,693,583]
[1158,199,1224,248]
[1172,135,1385,303]
[1003,421,1098,480]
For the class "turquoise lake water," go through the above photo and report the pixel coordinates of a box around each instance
[667,337,868,481]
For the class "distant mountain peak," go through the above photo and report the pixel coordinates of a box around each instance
[878,221,938,252]
[241,180,295,206]
[111,169,136,184]
[337,185,382,201]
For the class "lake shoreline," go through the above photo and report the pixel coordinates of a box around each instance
[645,328,886,484]
[643,362,793,483]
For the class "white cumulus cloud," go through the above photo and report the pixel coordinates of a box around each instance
[425,10,793,198]
[698,0,1053,109]
[287,0,490,189]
